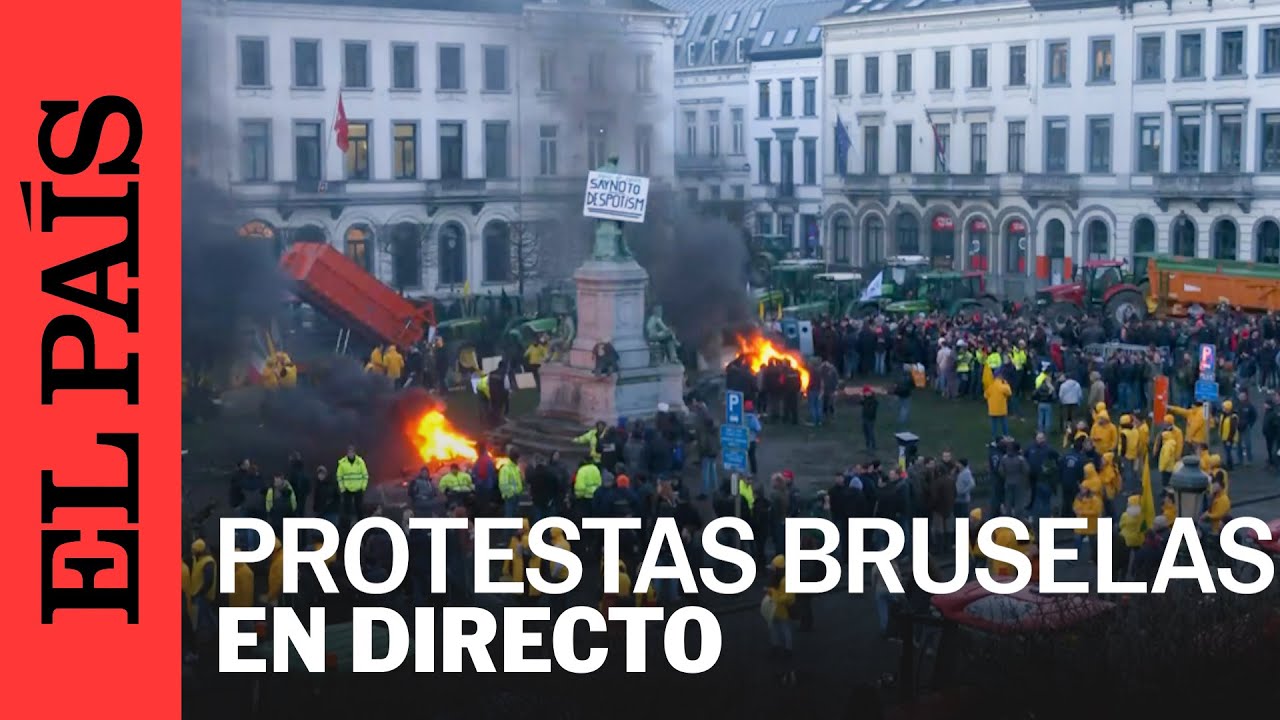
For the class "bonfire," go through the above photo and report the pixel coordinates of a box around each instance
[408,409,508,470]
[733,333,810,392]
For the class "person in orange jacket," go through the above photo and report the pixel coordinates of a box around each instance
[1200,479,1231,536]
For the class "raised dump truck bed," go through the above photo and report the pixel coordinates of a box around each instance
[1148,254,1280,313]
[279,242,434,348]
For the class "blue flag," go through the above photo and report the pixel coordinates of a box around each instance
[835,115,851,175]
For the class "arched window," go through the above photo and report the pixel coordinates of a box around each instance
[1172,215,1196,256]
[1086,219,1109,259]
[1046,219,1066,258]
[483,220,512,283]
[832,214,851,263]
[238,220,282,258]
[437,222,467,287]
[344,225,373,272]
[1132,217,1156,256]
[391,222,421,289]
[966,217,990,271]
[894,213,919,255]
[1005,218,1028,274]
[294,224,326,243]
[1212,219,1237,260]
[929,213,956,269]
[1257,220,1280,264]
[862,216,884,265]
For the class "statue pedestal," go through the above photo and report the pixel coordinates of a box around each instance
[535,258,686,425]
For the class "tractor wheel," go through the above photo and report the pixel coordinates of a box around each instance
[1045,302,1082,330]
[1105,290,1146,325]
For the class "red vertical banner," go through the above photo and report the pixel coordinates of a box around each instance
[2,2,180,719]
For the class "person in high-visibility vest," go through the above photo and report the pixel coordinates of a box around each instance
[336,444,369,526]
[498,450,525,518]
[574,459,602,501]
[955,341,973,399]
[1219,400,1240,470]
[439,462,475,496]
[573,421,607,463]
[189,539,217,633]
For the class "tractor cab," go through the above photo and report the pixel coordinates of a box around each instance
[1038,258,1146,327]
[769,258,827,306]
[884,271,999,317]
[1074,259,1127,306]
[813,272,864,317]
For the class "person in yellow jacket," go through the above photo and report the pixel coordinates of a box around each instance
[529,527,572,617]
[1218,400,1239,470]
[1081,462,1103,496]
[573,421,607,463]
[438,462,475,495]
[524,336,549,388]
[1072,485,1103,559]
[1160,487,1177,525]
[1091,410,1118,452]
[1136,413,1152,462]
[189,539,217,632]
[1118,414,1141,486]
[230,552,256,608]
[1206,454,1228,494]
[1157,427,1181,488]
[502,518,532,588]
[764,554,797,686]
[1169,402,1210,447]
[985,375,1012,439]
[599,559,633,613]
[498,450,525,518]
[573,460,602,501]
[1099,453,1121,515]
[336,444,369,525]
[1091,401,1108,423]
[968,508,986,575]
[181,559,193,632]
[1118,495,1145,579]
[368,345,385,374]
[1200,480,1231,536]
[988,526,1024,578]
[264,539,285,605]
[382,345,405,383]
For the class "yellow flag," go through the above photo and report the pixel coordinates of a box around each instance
[1140,458,1156,531]
[462,279,472,297]
[758,301,765,320]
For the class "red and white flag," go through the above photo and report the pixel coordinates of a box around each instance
[334,93,350,152]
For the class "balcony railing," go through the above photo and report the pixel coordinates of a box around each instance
[675,154,728,173]
[835,173,891,196]
[762,181,796,199]
[1020,173,1081,208]
[909,173,999,201]
[1152,172,1252,212]
[426,178,488,195]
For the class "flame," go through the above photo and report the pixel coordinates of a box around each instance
[409,409,509,470]
[734,333,810,392]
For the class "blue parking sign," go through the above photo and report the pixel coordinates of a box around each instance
[1198,344,1216,378]
[725,390,744,426]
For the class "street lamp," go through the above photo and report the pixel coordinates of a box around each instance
[1169,455,1209,518]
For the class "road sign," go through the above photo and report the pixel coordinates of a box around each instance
[720,424,749,447]
[1198,344,1216,378]
[720,424,750,472]
[1194,378,1219,402]
[725,390,744,426]
[721,448,749,472]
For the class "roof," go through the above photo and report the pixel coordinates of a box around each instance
[748,0,844,61]
[663,0,777,69]
[815,272,862,281]
[833,0,1024,20]
[233,0,670,14]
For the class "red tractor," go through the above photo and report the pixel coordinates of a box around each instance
[1034,258,1148,328]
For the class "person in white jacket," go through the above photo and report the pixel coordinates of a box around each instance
[1058,374,1083,428]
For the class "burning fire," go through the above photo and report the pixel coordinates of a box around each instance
[410,410,482,466]
[734,334,810,392]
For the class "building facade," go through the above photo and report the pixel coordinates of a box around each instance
[822,0,1280,299]
[187,0,678,296]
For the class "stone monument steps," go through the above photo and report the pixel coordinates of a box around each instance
[490,416,595,460]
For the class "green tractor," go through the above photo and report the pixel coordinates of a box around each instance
[746,233,796,287]
[779,271,864,320]
[882,270,1001,318]
[852,255,933,316]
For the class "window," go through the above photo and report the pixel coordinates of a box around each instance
[807,27,821,43]
[971,48,988,88]
[896,123,912,173]
[724,12,739,31]
[863,216,884,264]
[779,214,794,244]
[1219,30,1244,78]
[711,40,724,65]
[761,31,776,47]
[758,81,770,118]
[343,41,369,88]
[293,121,321,186]
[1178,32,1203,79]
[239,120,270,181]
[783,28,798,46]
[539,51,557,91]
[1086,219,1109,259]
[239,38,267,87]
[684,110,697,155]
[1045,118,1068,172]
[731,108,744,154]
[391,44,416,89]
[757,138,771,183]
[1005,219,1028,273]
[345,226,371,272]
[636,54,653,92]
[749,9,764,30]
[833,215,851,263]
[539,125,558,176]
[1090,38,1113,82]
[803,79,816,116]
[864,125,880,175]
[732,185,745,200]
[392,123,417,179]
[970,123,987,174]
[1046,220,1067,261]
[437,223,466,286]
[1132,218,1156,255]
[1009,45,1027,86]
[635,124,652,176]
[293,40,320,88]
[802,138,816,185]
[438,46,463,90]
[587,114,608,169]
[896,53,912,92]
[736,38,746,63]
[439,122,463,180]
[1047,41,1069,85]
[779,139,794,189]
[1137,115,1162,173]
[834,58,850,95]
[1263,112,1280,172]
[1007,120,1025,172]
[757,214,773,236]
[934,50,951,90]
[1266,27,1280,74]
[1213,220,1237,260]
[484,122,508,179]
[483,46,508,91]
[864,56,880,94]
[483,221,512,283]
[933,123,950,173]
[391,223,421,289]
[1176,115,1202,171]
[344,121,369,179]
[1217,113,1243,172]
[1258,220,1280,263]
[895,214,920,255]
[1139,35,1163,81]
[707,110,720,157]
[780,80,793,117]
[1087,117,1112,173]
[709,186,721,201]
[1172,216,1197,256]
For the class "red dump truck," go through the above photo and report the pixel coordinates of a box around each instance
[279,242,435,348]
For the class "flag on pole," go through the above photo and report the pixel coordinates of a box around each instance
[334,93,350,152]
[929,120,947,173]
[1140,457,1156,531]
[859,271,884,302]
[835,115,852,175]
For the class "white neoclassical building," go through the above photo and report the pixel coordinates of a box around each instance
[821,0,1280,298]
[184,0,679,297]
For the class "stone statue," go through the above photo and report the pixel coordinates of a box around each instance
[645,304,680,365]
[549,312,575,362]
[590,155,633,261]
